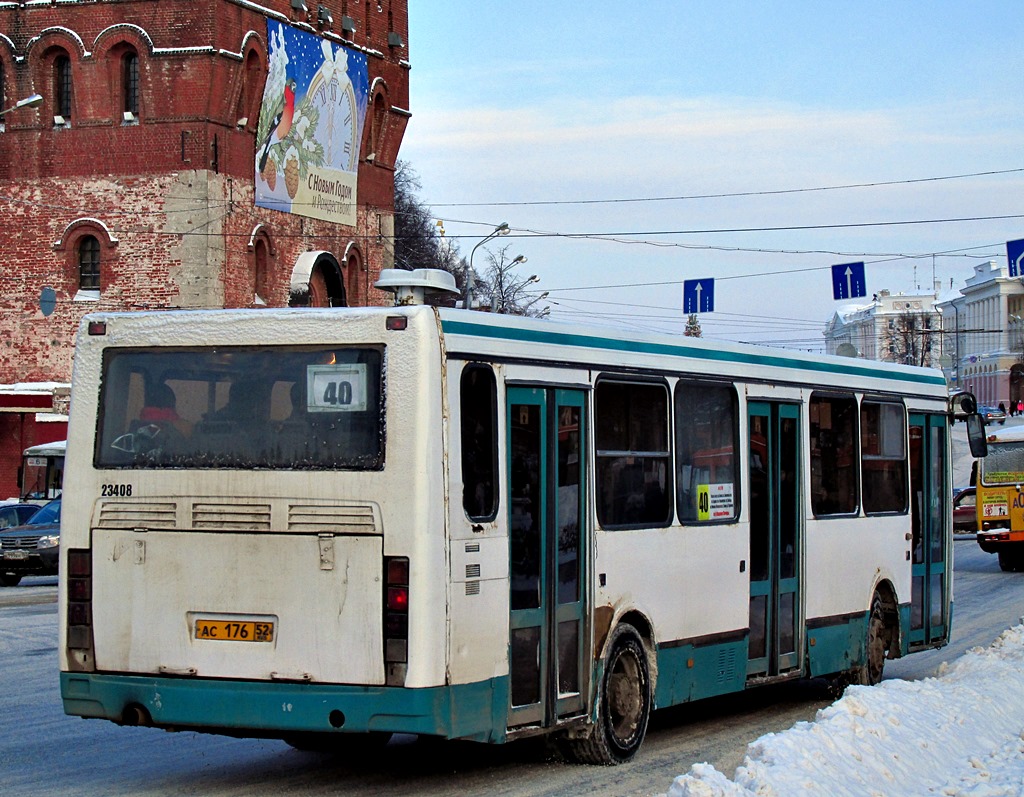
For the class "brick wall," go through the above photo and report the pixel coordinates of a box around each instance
[0,0,411,385]
[0,0,410,496]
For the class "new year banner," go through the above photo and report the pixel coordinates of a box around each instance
[255,21,369,226]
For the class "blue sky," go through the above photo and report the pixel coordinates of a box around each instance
[402,2,1024,348]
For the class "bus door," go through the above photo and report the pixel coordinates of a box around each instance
[908,414,949,646]
[507,387,588,728]
[746,402,801,678]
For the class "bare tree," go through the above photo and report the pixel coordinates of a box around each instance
[684,313,703,338]
[476,245,547,316]
[884,311,933,367]
[393,160,442,271]
[392,160,469,305]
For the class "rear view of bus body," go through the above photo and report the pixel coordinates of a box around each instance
[59,284,953,764]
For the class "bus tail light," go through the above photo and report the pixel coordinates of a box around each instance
[66,548,95,671]
[384,556,408,686]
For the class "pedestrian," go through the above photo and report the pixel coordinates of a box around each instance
[1000,401,1006,418]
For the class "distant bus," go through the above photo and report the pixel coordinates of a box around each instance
[60,277,955,763]
[974,425,1024,571]
[21,439,65,501]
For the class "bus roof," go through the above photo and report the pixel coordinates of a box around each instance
[434,307,948,397]
[76,305,948,399]
[23,439,66,457]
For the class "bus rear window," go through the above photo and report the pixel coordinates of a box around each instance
[96,347,384,470]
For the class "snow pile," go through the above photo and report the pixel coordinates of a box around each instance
[667,625,1024,797]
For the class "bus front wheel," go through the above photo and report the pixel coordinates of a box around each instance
[565,623,651,765]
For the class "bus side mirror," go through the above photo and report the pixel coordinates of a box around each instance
[966,414,988,459]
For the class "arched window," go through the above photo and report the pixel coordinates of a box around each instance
[0,60,5,113]
[346,250,362,305]
[54,54,72,119]
[254,237,269,303]
[369,92,387,158]
[238,48,262,127]
[122,52,139,116]
[78,235,100,290]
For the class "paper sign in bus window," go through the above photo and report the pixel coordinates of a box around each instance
[306,363,367,412]
[697,483,735,521]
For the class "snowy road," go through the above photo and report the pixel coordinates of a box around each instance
[2,539,1021,797]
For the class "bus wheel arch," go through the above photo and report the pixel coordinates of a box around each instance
[597,608,657,694]
[568,619,653,765]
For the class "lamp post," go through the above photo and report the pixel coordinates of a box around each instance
[0,93,43,117]
[491,256,529,312]
[464,221,510,309]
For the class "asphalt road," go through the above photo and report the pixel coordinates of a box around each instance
[0,413,1013,797]
[1,531,1020,797]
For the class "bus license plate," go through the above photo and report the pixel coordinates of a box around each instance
[194,618,274,643]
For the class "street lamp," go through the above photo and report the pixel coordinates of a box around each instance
[464,221,510,309]
[0,93,43,117]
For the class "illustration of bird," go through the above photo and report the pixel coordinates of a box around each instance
[258,78,297,173]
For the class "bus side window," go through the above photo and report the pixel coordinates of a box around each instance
[595,379,672,529]
[674,381,739,523]
[861,401,907,514]
[461,365,498,521]
[809,393,859,516]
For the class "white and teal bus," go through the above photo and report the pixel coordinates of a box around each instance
[60,270,954,764]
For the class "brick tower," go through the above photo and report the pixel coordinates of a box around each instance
[0,0,410,497]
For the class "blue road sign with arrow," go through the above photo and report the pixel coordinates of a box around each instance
[1007,239,1024,278]
[683,278,715,313]
[831,262,866,300]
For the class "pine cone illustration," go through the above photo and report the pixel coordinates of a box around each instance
[262,157,277,191]
[284,154,300,199]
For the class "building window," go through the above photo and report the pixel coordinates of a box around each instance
[254,238,269,303]
[78,235,100,290]
[0,60,5,114]
[369,92,387,158]
[54,54,72,119]
[122,52,139,116]
[809,393,859,516]
[595,379,672,528]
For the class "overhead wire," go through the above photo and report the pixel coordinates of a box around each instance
[425,167,1024,208]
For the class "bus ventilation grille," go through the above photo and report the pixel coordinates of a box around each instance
[288,504,378,534]
[716,647,738,684]
[193,502,272,530]
[97,501,177,529]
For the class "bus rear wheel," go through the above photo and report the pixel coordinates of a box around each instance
[565,623,651,765]
[997,550,1024,572]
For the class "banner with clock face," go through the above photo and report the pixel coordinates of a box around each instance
[254,21,369,226]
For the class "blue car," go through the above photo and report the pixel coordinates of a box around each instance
[0,498,61,587]
[980,405,1006,425]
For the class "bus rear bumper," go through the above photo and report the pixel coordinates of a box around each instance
[60,671,508,743]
